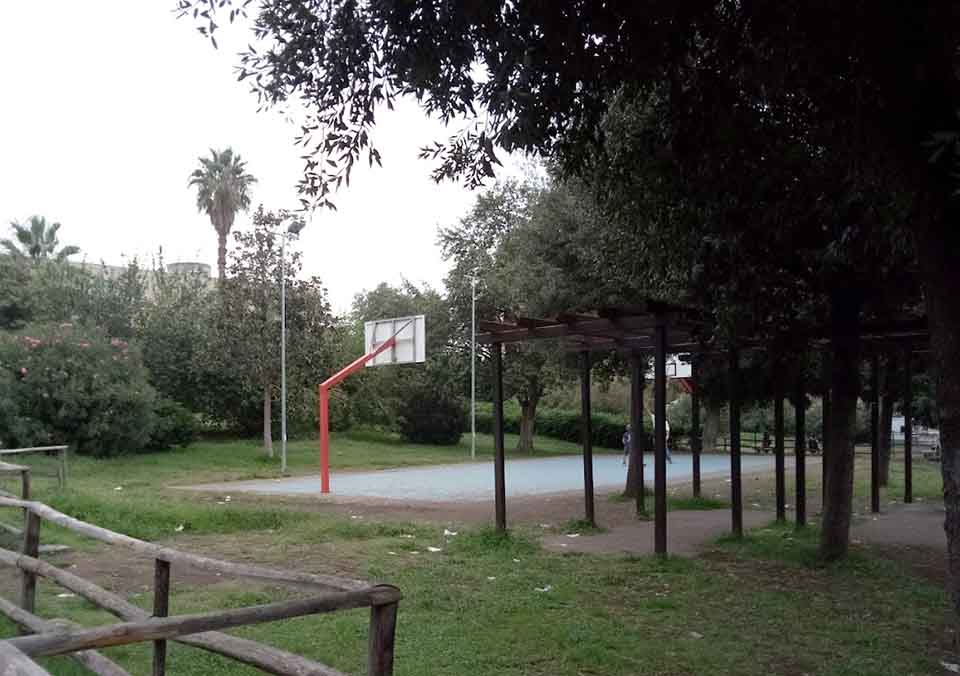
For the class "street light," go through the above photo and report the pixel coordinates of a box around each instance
[280,216,306,475]
[471,273,478,460]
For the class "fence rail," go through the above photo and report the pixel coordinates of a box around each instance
[0,494,400,676]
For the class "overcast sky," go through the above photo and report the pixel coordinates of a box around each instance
[0,2,520,313]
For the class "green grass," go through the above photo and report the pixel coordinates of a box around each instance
[608,491,729,511]
[0,435,951,675]
[0,429,584,542]
[3,519,949,676]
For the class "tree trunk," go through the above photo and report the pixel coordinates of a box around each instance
[879,377,894,487]
[516,397,538,453]
[624,432,648,499]
[820,290,862,561]
[913,210,960,616]
[702,402,723,452]
[263,383,273,458]
[217,228,228,281]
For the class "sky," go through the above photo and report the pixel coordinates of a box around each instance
[0,1,520,313]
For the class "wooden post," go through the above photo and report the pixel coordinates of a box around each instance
[904,350,913,504]
[691,358,702,499]
[654,317,668,555]
[580,351,596,527]
[821,354,830,510]
[152,559,171,676]
[870,352,881,514]
[21,469,31,547]
[795,378,807,528]
[629,353,646,515]
[368,602,398,676]
[57,447,66,490]
[491,343,507,532]
[774,389,786,522]
[729,347,743,538]
[21,511,41,616]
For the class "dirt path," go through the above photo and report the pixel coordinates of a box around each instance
[543,509,774,556]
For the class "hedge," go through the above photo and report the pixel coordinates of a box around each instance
[474,402,652,450]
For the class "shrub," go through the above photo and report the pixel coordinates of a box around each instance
[146,398,197,450]
[474,402,651,450]
[396,369,465,445]
[0,324,162,456]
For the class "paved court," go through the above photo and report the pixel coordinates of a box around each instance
[188,453,779,502]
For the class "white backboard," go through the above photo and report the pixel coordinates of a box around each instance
[364,315,426,366]
[646,354,692,380]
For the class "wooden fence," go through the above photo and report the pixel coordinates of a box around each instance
[0,494,400,676]
[0,447,68,490]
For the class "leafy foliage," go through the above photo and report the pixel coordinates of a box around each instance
[1,216,80,261]
[396,363,466,445]
[475,402,645,451]
[348,281,464,435]
[0,324,159,457]
[205,207,337,440]
[440,177,570,451]
[188,147,257,280]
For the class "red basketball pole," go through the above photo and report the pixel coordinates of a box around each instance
[317,325,408,493]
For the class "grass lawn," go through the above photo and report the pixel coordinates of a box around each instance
[0,435,952,675]
[0,430,584,543]
[1,522,950,676]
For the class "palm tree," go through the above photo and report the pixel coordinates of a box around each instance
[188,148,257,281]
[1,216,80,261]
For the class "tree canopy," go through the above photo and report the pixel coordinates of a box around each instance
[2,216,80,261]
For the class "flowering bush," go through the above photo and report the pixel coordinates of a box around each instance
[0,324,187,456]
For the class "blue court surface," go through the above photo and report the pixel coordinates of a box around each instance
[188,453,778,502]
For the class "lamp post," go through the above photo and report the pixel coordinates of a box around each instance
[471,273,478,460]
[280,217,306,475]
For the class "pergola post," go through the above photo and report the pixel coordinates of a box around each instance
[774,385,786,522]
[654,316,668,556]
[728,347,743,538]
[629,352,646,515]
[491,343,507,532]
[691,358,702,499]
[795,376,807,528]
[870,352,881,514]
[821,353,831,510]
[904,349,913,504]
[580,351,596,527]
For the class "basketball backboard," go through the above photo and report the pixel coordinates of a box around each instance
[647,354,692,380]
[363,315,426,366]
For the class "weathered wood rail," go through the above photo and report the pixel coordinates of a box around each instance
[0,447,68,490]
[0,497,400,675]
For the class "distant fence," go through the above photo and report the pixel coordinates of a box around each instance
[0,495,400,676]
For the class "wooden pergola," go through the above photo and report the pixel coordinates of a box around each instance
[478,301,930,556]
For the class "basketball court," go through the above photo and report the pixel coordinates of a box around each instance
[185,453,781,502]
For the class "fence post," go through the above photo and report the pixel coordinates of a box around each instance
[20,511,41,618]
[153,559,171,676]
[368,602,399,676]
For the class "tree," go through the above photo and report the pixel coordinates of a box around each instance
[440,179,568,453]
[211,206,335,453]
[2,216,79,261]
[179,0,960,609]
[349,281,463,432]
[188,148,257,281]
[0,256,32,329]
